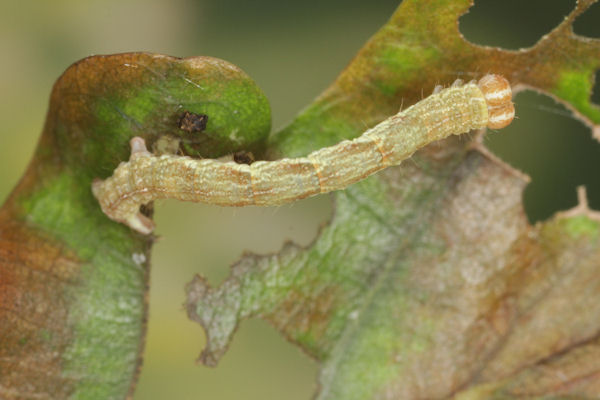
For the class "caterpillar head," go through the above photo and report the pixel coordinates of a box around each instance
[478,74,515,129]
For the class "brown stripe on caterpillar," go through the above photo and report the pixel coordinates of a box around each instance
[92,74,514,234]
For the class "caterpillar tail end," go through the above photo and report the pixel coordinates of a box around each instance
[91,138,156,235]
[477,74,515,130]
[92,178,156,235]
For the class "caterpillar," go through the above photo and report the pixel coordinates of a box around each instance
[92,74,514,234]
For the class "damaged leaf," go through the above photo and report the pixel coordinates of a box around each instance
[186,0,600,399]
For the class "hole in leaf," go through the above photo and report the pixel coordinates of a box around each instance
[592,69,600,106]
[486,90,600,223]
[573,1,600,38]
[459,0,576,50]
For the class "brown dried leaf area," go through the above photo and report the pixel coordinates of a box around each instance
[371,154,600,398]
[0,210,80,399]
[453,211,600,398]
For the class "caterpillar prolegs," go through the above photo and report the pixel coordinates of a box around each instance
[92,74,514,234]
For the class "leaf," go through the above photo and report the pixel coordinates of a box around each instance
[186,1,600,398]
[0,54,270,399]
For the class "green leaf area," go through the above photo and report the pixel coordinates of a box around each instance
[186,0,600,399]
[0,54,270,399]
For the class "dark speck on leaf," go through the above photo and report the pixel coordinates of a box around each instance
[178,111,208,133]
[233,151,255,165]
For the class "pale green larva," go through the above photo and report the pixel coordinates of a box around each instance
[92,74,514,234]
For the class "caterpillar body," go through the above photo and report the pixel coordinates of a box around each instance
[92,74,514,234]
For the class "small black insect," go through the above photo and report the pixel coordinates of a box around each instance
[178,111,208,133]
[233,151,255,165]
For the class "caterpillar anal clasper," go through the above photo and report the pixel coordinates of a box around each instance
[92,74,514,234]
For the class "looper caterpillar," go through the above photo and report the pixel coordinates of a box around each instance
[92,74,514,234]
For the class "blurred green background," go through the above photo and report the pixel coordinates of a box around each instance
[0,0,599,399]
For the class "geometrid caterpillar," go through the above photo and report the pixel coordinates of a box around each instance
[92,74,514,234]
